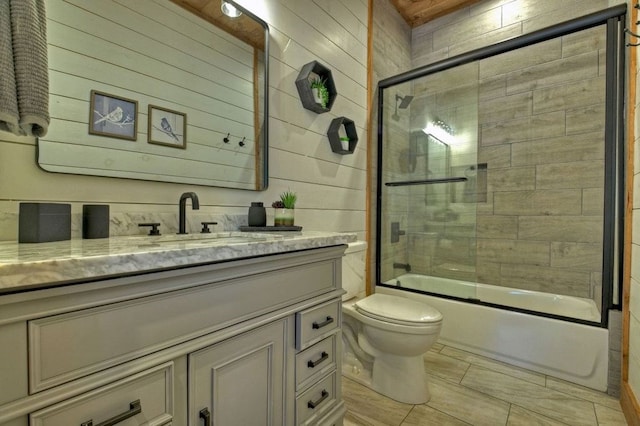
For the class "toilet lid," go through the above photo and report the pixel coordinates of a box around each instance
[355,294,442,324]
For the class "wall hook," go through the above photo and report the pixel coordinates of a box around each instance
[223,133,230,143]
[239,137,245,147]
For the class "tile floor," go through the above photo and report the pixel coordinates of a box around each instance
[343,342,628,426]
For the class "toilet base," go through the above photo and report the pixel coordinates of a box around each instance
[342,351,430,404]
[371,353,430,404]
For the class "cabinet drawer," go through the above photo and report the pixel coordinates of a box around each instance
[296,335,337,391]
[296,300,340,350]
[29,362,173,426]
[29,260,336,392]
[296,371,337,426]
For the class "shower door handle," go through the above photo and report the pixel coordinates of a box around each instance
[391,222,405,243]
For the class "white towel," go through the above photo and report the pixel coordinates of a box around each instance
[0,0,49,137]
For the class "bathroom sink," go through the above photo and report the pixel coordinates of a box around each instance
[125,232,280,246]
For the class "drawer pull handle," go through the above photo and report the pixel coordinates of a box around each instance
[80,399,141,426]
[199,407,211,426]
[312,316,334,329]
[307,351,329,368]
[307,390,329,409]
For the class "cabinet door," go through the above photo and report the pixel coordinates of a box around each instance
[189,319,288,426]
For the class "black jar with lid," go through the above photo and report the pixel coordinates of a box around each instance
[248,202,266,227]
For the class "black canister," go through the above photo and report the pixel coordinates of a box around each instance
[82,204,110,239]
[248,202,266,227]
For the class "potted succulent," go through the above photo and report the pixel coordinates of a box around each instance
[339,136,350,151]
[310,77,329,109]
[272,190,297,226]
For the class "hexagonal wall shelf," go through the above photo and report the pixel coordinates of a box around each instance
[295,61,337,114]
[327,117,358,155]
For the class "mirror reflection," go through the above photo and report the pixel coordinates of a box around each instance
[38,0,269,190]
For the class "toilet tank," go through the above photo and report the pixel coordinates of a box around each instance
[342,241,367,301]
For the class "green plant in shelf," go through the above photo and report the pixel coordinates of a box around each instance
[310,77,329,109]
[272,190,297,209]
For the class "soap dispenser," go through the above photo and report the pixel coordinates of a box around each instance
[248,202,266,227]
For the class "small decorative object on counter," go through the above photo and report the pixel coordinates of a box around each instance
[272,190,297,227]
[248,202,267,227]
[82,204,110,239]
[19,203,71,243]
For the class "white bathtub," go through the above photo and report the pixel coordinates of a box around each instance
[378,274,609,391]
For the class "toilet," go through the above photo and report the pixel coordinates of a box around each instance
[341,241,443,404]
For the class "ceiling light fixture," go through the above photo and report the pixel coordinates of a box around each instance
[221,1,242,18]
[423,119,456,146]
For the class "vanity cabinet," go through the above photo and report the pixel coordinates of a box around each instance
[0,245,346,426]
[189,319,288,425]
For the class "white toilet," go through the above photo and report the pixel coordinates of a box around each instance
[341,242,443,404]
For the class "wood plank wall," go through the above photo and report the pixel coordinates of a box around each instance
[0,0,369,240]
[40,0,259,189]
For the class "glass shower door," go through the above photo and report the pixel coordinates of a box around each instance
[377,21,620,324]
[378,62,480,294]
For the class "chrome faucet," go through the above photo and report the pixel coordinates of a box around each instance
[178,192,200,234]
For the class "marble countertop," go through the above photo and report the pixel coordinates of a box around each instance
[0,231,357,293]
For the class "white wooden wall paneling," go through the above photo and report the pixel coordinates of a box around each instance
[45,23,254,126]
[46,93,256,170]
[0,0,368,240]
[48,71,256,152]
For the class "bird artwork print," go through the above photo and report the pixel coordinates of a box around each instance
[159,117,180,142]
[93,106,134,128]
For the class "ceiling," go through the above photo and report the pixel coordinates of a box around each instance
[171,0,485,48]
[390,0,484,27]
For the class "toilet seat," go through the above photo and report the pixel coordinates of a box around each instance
[355,294,442,326]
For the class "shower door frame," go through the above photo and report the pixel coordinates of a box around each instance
[375,4,627,328]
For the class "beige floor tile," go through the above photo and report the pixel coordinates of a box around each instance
[343,377,413,426]
[431,342,445,353]
[424,351,470,384]
[426,375,510,426]
[507,404,570,425]
[343,415,369,426]
[440,346,546,386]
[546,376,623,412]
[401,405,471,425]
[342,343,623,426]
[594,403,629,426]
[461,366,598,425]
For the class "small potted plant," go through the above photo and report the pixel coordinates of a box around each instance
[310,77,329,109]
[272,190,297,226]
[339,136,350,151]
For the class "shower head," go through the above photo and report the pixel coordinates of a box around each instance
[396,94,413,109]
[391,94,412,121]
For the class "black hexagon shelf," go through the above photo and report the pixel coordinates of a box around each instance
[327,117,358,155]
[295,61,337,114]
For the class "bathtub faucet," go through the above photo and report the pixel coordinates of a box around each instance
[393,262,411,272]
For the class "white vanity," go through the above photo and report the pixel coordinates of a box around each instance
[0,231,354,425]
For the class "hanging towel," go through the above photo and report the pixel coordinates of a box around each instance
[0,0,49,137]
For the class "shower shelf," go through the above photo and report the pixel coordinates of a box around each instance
[385,177,467,186]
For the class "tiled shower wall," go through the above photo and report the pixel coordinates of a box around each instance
[405,0,615,304]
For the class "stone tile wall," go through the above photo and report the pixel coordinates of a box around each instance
[405,1,611,306]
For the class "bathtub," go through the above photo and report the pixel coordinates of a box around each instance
[377,274,609,391]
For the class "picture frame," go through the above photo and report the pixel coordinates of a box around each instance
[148,105,187,149]
[89,90,138,141]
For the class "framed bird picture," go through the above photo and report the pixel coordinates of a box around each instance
[89,90,138,141]
[148,105,187,149]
